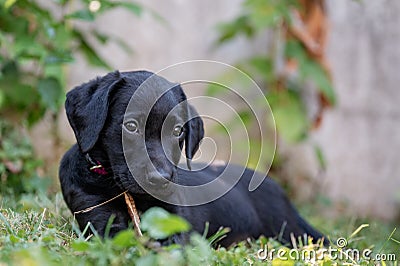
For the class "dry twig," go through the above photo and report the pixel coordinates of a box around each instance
[124,192,142,237]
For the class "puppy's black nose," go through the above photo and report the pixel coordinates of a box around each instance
[147,171,170,187]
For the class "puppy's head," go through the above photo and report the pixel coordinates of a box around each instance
[65,70,204,196]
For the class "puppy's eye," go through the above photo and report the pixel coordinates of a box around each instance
[173,125,183,137]
[124,120,138,133]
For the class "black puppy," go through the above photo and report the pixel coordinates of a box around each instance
[59,70,327,247]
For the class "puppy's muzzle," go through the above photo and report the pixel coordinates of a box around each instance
[147,171,169,187]
[146,169,175,190]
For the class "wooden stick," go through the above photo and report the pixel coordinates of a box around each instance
[124,192,143,237]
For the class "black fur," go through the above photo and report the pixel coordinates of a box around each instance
[59,70,327,247]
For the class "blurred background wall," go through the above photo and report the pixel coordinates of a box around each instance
[314,0,400,219]
[31,0,400,220]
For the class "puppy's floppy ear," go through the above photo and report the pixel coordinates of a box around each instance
[65,71,125,153]
[184,104,204,170]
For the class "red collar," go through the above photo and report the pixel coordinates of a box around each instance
[85,153,109,175]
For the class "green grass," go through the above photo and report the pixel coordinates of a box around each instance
[0,192,399,266]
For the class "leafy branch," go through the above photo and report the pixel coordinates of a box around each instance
[0,0,143,125]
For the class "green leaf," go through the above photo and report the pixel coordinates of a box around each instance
[141,207,191,239]
[136,254,158,266]
[113,36,134,54]
[27,106,46,126]
[217,15,254,43]
[74,30,111,69]
[238,110,252,126]
[37,77,63,112]
[314,145,326,170]
[206,82,226,97]
[248,57,274,82]
[44,64,66,88]
[4,0,17,9]
[0,11,29,34]
[2,82,38,109]
[117,1,142,16]
[245,1,279,29]
[112,230,137,247]
[185,234,212,265]
[268,90,308,143]
[92,30,109,44]
[10,235,21,244]
[285,40,336,105]
[53,25,72,49]
[285,40,308,65]
[0,89,5,109]
[215,109,253,136]
[244,0,297,29]
[13,36,47,60]
[66,9,95,21]
[44,51,74,65]
[71,240,90,252]
[23,0,52,21]
[302,61,336,105]
[99,1,143,16]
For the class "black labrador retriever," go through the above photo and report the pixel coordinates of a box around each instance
[59,70,327,247]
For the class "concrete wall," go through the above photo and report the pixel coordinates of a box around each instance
[315,0,400,219]
[39,0,400,220]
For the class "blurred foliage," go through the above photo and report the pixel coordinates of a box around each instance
[140,207,191,240]
[0,0,142,125]
[0,0,144,193]
[212,0,335,170]
[0,121,49,195]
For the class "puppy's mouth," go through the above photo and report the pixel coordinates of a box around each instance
[135,172,177,198]
[117,171,177,198]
